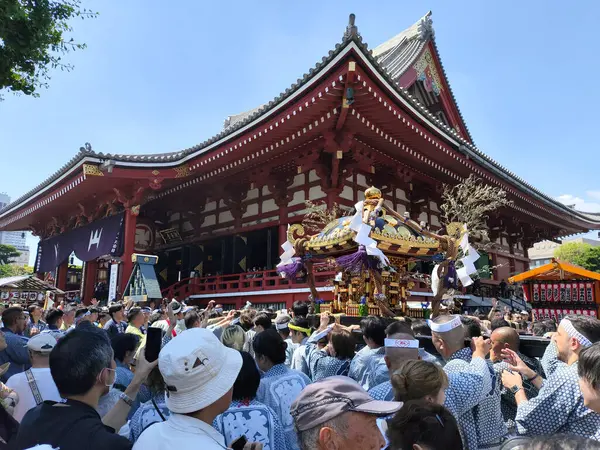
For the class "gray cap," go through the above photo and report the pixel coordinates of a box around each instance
[290,376,402,431]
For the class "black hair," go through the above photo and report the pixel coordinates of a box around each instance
[360,316,386,347]
[75,308,89,319]
[385,320,415,338]
[491,318,511,331]
[460,316,482,338]
[45,308,64,327]
[111,333,140,363]
[127,307,142,323]
[2,307,23,327]
[542,319,557,333]
[252,328,286,364]
[27,304,40,315]
[232,351,261,401]
[50,329,113,397]
[532,322,547,337]
[89,307,99,314]
[411,319,431,336]
[525,434,600,450]
[184,310,200,329]
[108,303,124,317]
[292,301,309,318]
[290,317,311,337]
[578,342,600,390]
[387,400,463,450]
[253,312,272,330]
[566,315,600,344]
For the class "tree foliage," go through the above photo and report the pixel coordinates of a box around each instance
[555,242,600,273]
[0,0,97,97]
[0,263,33,278]
[0,244,20,265]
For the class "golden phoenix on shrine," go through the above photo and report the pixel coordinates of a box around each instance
[278,187,466,317]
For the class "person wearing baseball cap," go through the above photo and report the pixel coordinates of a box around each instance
[133,328,243,450]
[291,376,402,450]
[6,334,61,422]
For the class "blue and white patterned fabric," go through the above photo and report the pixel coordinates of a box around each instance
[129,391,170,442]
[214,399,287,450]
[305,343,351,382]
[256,364,311,450]
[290,338,310,376]
[493,352,543,430]
[444,348,505,450]
[514,342,600,439]
[349,346,386,390]
[284,338,299,368]
[368,380,394,401]
[115,361,134,388]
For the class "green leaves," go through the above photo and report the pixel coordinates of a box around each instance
[0,0,97,98]
[0,244,21,265]
[554,242,600,273]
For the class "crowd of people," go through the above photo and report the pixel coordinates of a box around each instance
[0,298,598,449]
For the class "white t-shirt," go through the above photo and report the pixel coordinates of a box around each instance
[6,367,62,422]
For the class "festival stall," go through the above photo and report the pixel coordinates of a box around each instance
[0,275,64,307]
[277,187,481,317]
[508,259,599,322]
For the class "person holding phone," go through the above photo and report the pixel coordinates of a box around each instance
[133,329,243,450]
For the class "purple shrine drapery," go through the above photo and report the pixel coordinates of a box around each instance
[35,212,125,273]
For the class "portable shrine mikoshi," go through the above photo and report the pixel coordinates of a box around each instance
[508,259,600,322]
[277,187,480,317]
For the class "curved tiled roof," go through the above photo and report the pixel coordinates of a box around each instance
[1,13,599,229]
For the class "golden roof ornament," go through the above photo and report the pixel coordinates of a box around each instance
[364,186,382,200]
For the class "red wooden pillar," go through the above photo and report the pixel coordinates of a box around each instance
[56,261,69,291]
[119,208,138,293]
[83,260,97,304]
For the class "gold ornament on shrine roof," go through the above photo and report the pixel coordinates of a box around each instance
[365,186,382,199]
[82,164,104,177]
[174,164,192,178]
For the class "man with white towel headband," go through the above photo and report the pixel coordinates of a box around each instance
[430,314,506,450]
[501,315,600,440]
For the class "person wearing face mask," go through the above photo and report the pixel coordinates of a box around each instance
[14,328,157,450]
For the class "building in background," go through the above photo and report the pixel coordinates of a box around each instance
[0,193,30,267]
[529,237,600,268]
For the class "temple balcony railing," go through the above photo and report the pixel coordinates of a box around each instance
[161,269,339,300]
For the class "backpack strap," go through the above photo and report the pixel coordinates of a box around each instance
[25,369,43,405]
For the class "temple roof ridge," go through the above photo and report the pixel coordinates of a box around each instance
[372,11,433,58]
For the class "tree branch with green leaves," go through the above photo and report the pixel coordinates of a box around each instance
[0,0,98,98]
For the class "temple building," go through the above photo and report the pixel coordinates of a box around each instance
[1,12,599,309]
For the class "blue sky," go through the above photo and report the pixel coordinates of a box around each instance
[1,1,599,264]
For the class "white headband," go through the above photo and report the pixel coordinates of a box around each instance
[561,318,593,348]
[308,324,334,343]
[385,338,419,348]
[426,315,462,333]
[75,310,91,324]
[275,322,290,331]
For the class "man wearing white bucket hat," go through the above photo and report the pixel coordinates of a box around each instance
[133,328,243,450]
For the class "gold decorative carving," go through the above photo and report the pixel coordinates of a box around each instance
[174,164,191,178]
[152,170,160,175]
[83,164,104,177]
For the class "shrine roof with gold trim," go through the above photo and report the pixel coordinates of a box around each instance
[1,12,599,233]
